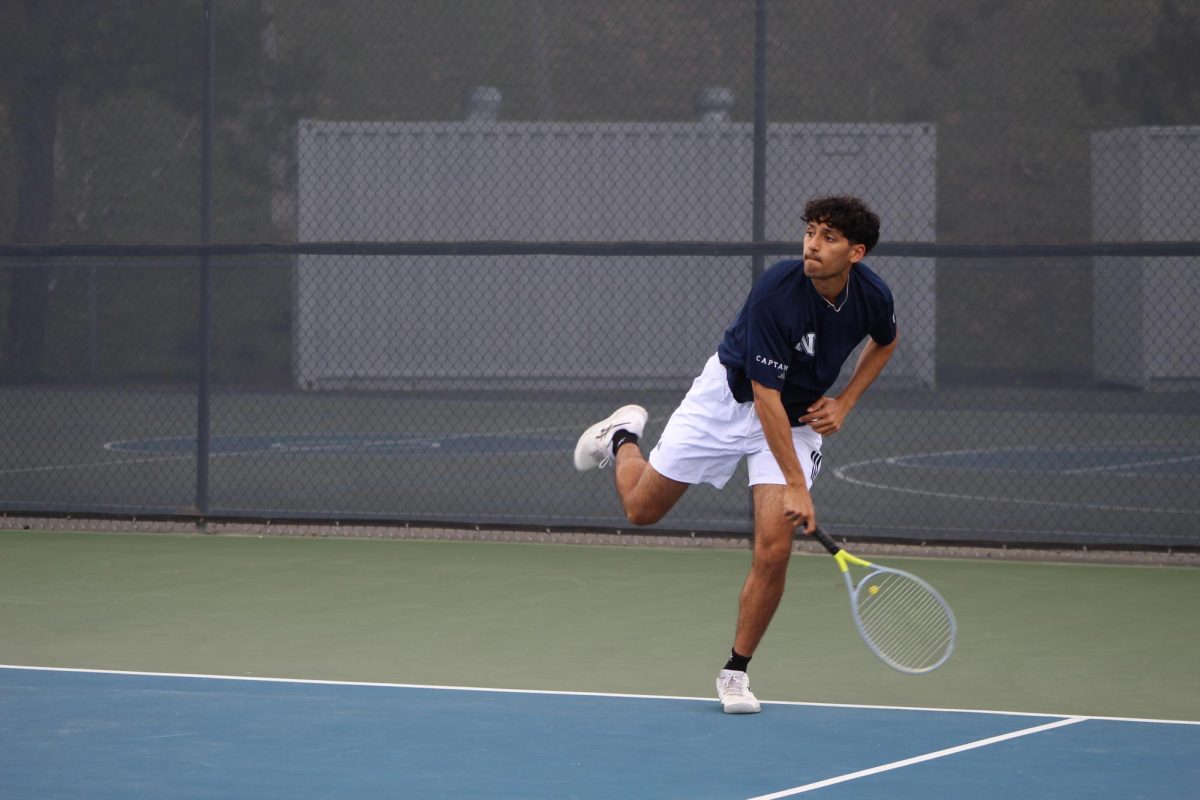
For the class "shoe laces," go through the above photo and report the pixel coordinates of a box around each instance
[719,672,750,697]
[592,432,614,469]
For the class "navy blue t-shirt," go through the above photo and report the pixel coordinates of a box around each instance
[717,259,897,425]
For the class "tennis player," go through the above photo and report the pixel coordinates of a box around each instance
[574,195,898,713]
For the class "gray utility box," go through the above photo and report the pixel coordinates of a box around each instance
[1092,126,1200,388]
[296,115,936,391]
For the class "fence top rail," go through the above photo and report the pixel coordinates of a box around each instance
[1,241,1199,259]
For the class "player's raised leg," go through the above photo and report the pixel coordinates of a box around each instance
[613,443,688,525]
[574,405,688,525]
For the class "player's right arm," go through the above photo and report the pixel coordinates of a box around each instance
[752,380,816,533]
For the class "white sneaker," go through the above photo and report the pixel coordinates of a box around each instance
[716,669,761,714]
[573,405,648,471]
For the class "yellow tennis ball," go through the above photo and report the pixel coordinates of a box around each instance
[868,585,879,595]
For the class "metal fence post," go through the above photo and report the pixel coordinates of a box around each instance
[749,0,769,530]
[751,0,768,285]
[195,0,214,516]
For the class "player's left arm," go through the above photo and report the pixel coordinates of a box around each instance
[799,331,899,436]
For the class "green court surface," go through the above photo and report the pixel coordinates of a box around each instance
[1,530,1196,722]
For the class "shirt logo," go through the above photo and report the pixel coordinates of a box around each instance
[748,357,787,381]
[795,333,816,356]
[755,354,787,372]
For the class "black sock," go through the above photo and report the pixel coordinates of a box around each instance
[724,649,751,673]
[610,429,639,456]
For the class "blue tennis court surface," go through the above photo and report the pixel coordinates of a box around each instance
[2,666,1196,799]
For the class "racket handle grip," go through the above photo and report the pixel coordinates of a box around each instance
[810,527,842,555]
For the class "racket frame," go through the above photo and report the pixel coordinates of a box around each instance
[811,527,957,674]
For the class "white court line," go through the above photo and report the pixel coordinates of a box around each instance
[1062,453,1200,474]
[0,453,189,477]
[0,424,582,478]
[744,717,1087,799]
[2,664,1197,727]
[833,456,1200,517]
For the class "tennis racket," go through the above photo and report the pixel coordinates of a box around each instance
[811,527,956,674]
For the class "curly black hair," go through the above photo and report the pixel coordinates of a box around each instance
[802,196,881,253]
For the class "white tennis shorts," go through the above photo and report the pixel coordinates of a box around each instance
[648,353,824,489]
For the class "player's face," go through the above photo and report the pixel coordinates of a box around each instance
[803,221,866,279]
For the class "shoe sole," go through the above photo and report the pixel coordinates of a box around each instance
[721,701,762,714]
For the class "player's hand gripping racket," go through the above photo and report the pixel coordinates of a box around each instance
[811,527,956,674]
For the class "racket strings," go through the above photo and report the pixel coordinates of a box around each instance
[859,587,951,669]
[860,601,949,669]
[859,582,950,663]
[854,571,954,672]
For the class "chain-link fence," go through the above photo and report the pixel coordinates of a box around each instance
[2,1,1198,547]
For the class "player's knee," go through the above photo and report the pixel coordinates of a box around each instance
[623,496,668,526]
[624,504,665,526]
[753,538,792,572]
